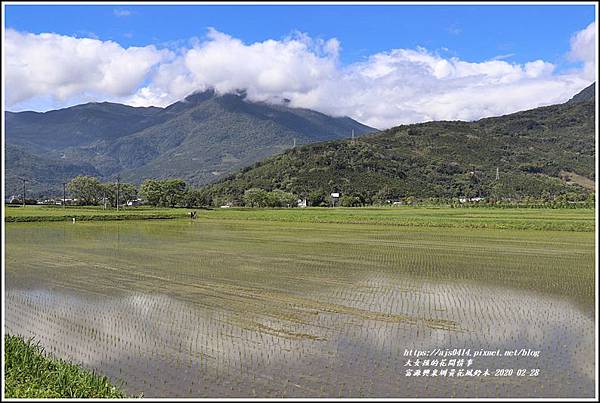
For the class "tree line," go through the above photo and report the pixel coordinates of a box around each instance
[62,175,594,209]
[64,176,300,208]
[66,176,137,207]
[65,176,210,208]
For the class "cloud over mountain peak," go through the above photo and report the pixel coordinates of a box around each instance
[6,22,596,129]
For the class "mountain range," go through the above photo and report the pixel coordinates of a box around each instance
[5,89,374,197]
[202,83,596,205]
[5,84,595,202]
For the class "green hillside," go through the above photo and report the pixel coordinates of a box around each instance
[5,90,374,197]
[5,103,164,152]
[567,82,595,104]
[114,92,374,185]
[202,85,595,205]
[4,145,101,199]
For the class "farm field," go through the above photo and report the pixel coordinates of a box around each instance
[4,205,595,232]
[4,209,596,398]
[201,206,595,232]
[4,205,189,222]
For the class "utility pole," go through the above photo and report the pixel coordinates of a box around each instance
[116,176,120,211]
[21,178,26,207]
[62,182,67,208]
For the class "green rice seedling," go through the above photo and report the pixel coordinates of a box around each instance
[4,208,595,398]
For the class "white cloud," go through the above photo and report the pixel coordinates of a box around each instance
[113,8,132,17]
[127,26,594,128]
[5,23,596,129]
[5,29,172,107]
[491,53,515,61]
[127,29,340,108]
[568,21,596,81]
[447,24,462,36]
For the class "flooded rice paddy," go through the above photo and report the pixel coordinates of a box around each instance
[4,219,595,397]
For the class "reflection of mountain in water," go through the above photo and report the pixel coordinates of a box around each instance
[5,278,594,397]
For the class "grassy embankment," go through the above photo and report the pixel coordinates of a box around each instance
[4,205,189,222]
[4,204,594,231]
[4,334,127,398]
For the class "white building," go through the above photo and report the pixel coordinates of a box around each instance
[459,196,485,203]
[127,198,143,206]
[331,192,340,207]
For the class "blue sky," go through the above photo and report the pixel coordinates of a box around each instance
[4,3,597,127]
[6,4,595,68]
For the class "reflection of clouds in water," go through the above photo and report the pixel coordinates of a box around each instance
[5,280,595,398]
[7,289,317,396]
[318,274,595,382]
[8,291,208,362]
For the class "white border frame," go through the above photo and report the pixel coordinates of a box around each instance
[1,1,598,401]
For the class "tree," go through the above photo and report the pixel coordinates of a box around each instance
[182,189,209,208]
[243,188,270,207]
[403,196,416,205]
[272,190,297,207]
[197,188,214,207]
[119,183,138,206]
[340,195,362,207]
[308,190,327,207]
[212,195,232,207]
[103,182,137,207]
[139,179,188,207]
[242,188,297,207]
[373,185,393,205]
[162,179,187,207]
[9,197,37,205]
[139,179,163,206]
[585,192,595,207]
[264,191,280,207]
[67,176,103,205]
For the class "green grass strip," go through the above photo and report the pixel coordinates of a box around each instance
[4,334,128,398]
[5,214,181,222]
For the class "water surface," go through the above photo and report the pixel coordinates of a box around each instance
[5,219,595,397]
